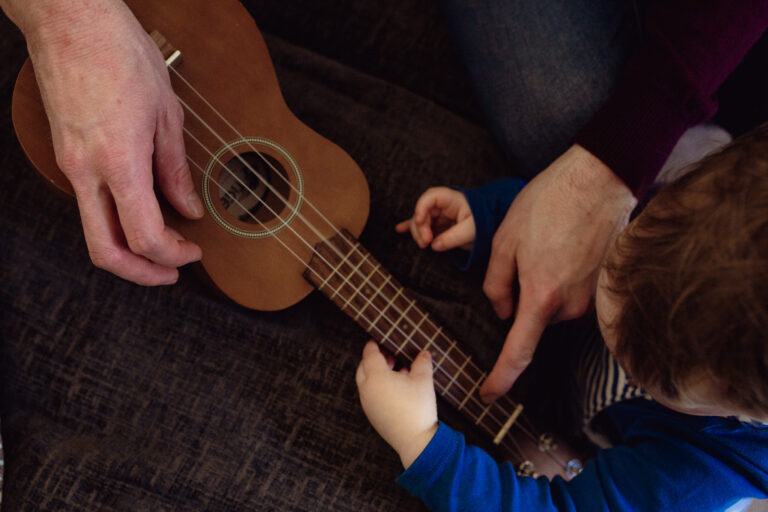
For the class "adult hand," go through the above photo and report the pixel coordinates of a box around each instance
[480,145,637,402]
[11,0,203,285]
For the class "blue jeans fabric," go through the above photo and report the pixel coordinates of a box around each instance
[439,0,642,179]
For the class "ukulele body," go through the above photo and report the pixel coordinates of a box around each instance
[11,0,582,480]
[11,0,370,311]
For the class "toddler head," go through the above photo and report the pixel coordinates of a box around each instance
[596,123,768,422]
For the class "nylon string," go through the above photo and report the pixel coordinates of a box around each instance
[168,65,507,394]
[182,119,558,468]
[170,68,563,468]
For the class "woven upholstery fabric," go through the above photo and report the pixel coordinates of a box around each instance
[0,2,523,510]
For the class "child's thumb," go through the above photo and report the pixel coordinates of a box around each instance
[410,350,434,379]
[431,219,475,251]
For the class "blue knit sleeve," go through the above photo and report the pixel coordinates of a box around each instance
[453,178,526,271]
[396,413,768,512]
[397,422,571,511]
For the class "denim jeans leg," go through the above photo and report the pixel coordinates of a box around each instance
[440,0,642,179]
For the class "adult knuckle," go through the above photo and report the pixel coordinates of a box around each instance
[537,287,563,317]
[507,348,534,370]
[126,231,160,256]
[89,246,122,271]
[483,280,505,301]
[564,296,591,319]
[168,159,190,183]
[169,101,184,124]
[490,237,514,259]
[55,144,89,178]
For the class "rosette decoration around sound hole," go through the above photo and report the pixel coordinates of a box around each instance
[202,137,304,239]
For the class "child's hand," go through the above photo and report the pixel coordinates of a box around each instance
[356,341,439,469]
[396,187,475,251]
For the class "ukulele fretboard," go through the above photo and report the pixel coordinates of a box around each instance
[303,231,532,463]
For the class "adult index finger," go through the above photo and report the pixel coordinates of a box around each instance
[154,98,204,220]
[75,181,181,285]
[483,238,518,319]
[479,292,549,402]
[110,156,202,269]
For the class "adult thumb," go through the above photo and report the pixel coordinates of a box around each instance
[155,101,204,220]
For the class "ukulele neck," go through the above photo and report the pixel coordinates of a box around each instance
[303,231,526,457]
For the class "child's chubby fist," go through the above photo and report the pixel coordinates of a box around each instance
[356,341,439,469]
[396,187,475,251]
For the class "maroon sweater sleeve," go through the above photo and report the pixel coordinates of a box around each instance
[574,0,768,197]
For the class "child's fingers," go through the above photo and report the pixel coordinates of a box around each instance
[431,218,476,251]
[361,340,389,374]
[395,219,412,233]
[409,350,434,379]
[410,218,431,248]
[355,361,366,386]
[413,187,451,223]
[396,218,429,248]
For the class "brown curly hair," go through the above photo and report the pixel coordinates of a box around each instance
[604,123,768,417]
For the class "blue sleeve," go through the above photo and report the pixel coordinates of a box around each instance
[453,178,526,271]
[397,419,768,512]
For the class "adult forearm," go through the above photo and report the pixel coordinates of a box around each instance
[0,0,118,54]
[574,0,768,197]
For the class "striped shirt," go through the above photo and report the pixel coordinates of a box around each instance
[580,332,651,425]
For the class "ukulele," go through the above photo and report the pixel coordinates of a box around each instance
[11,0,582,479]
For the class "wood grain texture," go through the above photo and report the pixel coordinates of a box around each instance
[11,0,370,311]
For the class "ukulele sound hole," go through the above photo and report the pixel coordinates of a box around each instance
[217,151,290,224]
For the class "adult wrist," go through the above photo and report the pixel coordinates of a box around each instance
[569,144,637,214]
[7,0,112,58]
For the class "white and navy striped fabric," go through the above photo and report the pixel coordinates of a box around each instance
[580,334,651,425]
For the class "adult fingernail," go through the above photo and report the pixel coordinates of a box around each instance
[432,240,443,250]
[188,193,204,218]
[481,392,499,404]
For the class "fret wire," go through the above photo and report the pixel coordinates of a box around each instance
[182,99,540,464]
[310,243,539,461]
[475,402,494,425]
[443,355,471,394]
[396,306,428,355]
[424,325,442,352]
[345,260,379,313]
[493,404,524,445]
[382,298,416,346]
[459,372,485,411]
[179,65,506,433]
[320,239,520,437]
[316,263,503,433]
[177,71,534,457]
[323,244,358,300]
[355,273,391,322]
[174,77,536,460]
[434,372,512,445]
[435,339,457,369]
[338,252,371,310]
[318,254,520,446]
[369,286,404,329]
[315,257,535,461]
[375,275,492,380]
